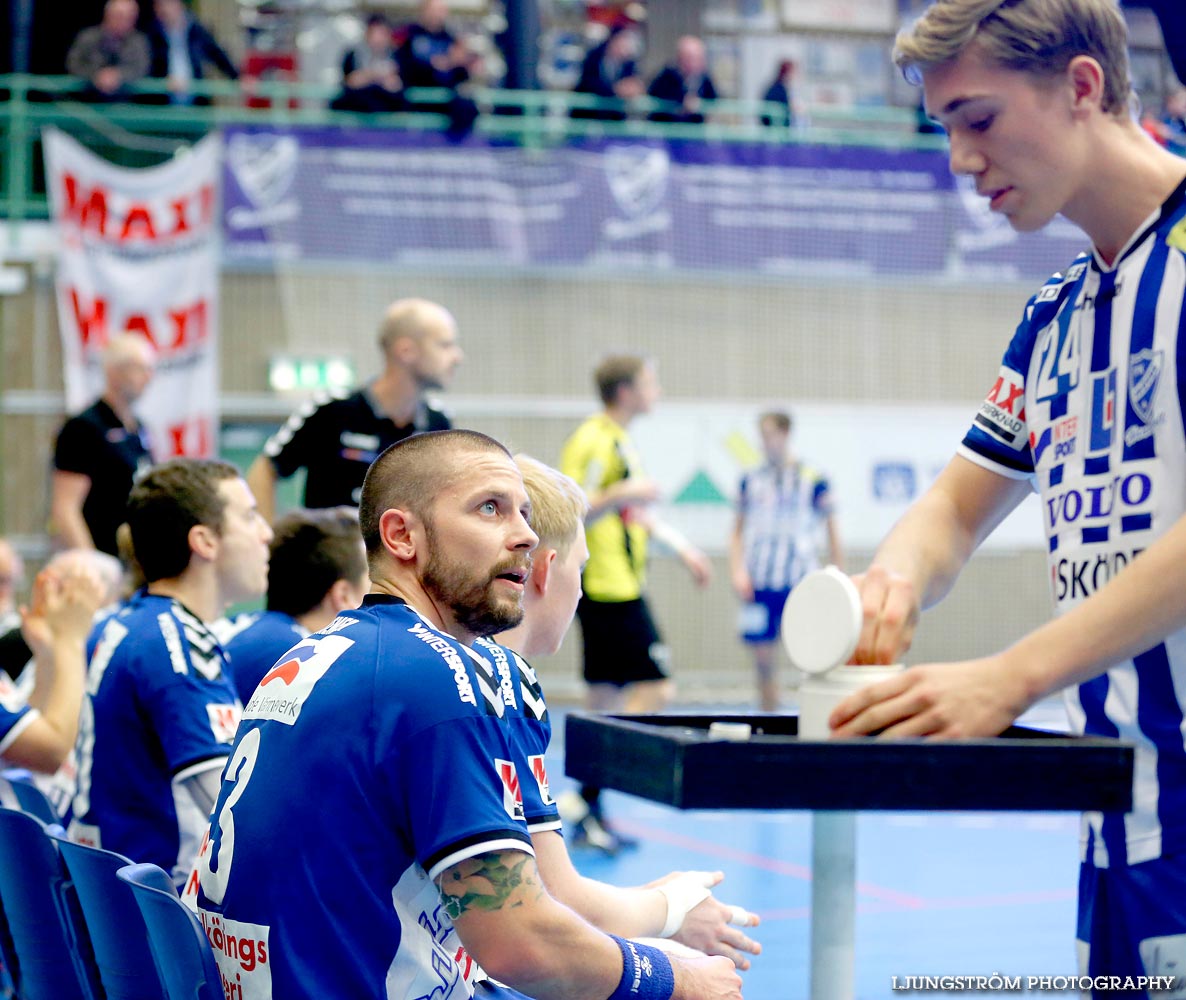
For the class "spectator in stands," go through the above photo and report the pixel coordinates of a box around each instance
[647,35,717,124]
[144,0,240,105]
[482,454,764,965]
[572,22,644,121]
[398,0,480,137]
[66,0,150,102]
[51,332,156,558]
[759,59,796,128]
[221,507,369,702]
[68,459,272,883]
[398,0,474,90]
[331,13,405,113]
[246,298,462,525]
[0,560,105,774]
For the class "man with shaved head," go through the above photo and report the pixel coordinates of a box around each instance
[51,332,156,556]
[195,429,744,1000]
[247,297,463,523]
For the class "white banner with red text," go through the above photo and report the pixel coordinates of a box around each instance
[44,127,220,458]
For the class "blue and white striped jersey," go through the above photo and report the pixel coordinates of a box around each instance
[193,595,534,1000]
[960,177,1186,868]
[737,462,833,592]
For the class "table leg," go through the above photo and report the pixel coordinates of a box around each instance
[810,810,856,1000]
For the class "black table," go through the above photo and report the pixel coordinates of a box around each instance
[565,712,1134,999]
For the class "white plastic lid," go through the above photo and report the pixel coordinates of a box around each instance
[780,566,863,676]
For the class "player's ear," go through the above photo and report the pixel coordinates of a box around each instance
[188,522,219,563]
[1066,54,1105,116]
[326,577,355,613]
[378,507,417,562]
[530,549,557,597]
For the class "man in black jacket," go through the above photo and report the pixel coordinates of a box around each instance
[647,35,717,124]
[572,23,644,121]
[144,0,239,105]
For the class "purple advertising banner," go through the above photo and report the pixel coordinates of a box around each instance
[220,126,1089,280]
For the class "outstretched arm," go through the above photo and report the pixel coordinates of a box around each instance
[446,848,743,999]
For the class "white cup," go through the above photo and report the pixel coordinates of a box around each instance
[798,663,904,740]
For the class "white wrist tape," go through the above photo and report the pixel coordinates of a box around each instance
[656,874,713,938]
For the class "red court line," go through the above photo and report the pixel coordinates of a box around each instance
[612,817,928,909]
[748,890,1075,923]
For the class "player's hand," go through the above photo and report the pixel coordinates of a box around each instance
[681,547,713,588]
[849,564,919,665]
[21,564,104,658]
[730,567,753,601]
[644,871,759,968]
[829,655,1030,739]
[672,953,744,999]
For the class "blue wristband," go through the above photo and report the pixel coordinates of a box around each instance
[607,935,675,1000]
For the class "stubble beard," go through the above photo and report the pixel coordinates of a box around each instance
[422,523,525,638]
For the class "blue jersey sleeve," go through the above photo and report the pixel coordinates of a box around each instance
[0,701,34,757]
[134,612,240,774]
[390,713,535,881]
[812,476,833,515]
[959,257,1090,480]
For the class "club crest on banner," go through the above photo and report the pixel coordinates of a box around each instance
[604,145,669,219]
[225,133,301,229]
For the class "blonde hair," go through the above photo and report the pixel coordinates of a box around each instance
[894,0,1131,116]
[514,454,588,557]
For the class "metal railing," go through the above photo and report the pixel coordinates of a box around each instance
[0,73,946,224]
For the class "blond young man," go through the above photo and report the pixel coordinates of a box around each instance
[497,456,762,969]
[830,0,1186,976]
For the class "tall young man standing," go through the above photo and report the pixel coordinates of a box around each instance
[830,0,1186,976]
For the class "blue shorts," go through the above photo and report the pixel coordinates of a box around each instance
[1077,854,1186,987]
[738,589,791,644]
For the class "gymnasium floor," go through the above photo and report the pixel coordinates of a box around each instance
[553,700,1084,999]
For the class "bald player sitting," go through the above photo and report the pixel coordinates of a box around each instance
[247,297,465,523]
